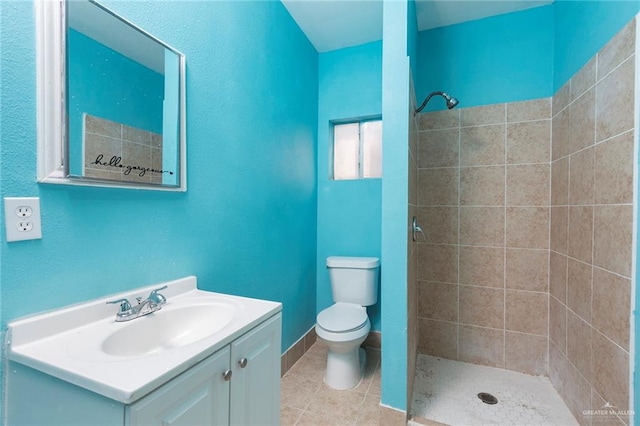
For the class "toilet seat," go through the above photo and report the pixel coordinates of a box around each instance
[317,302,368,333]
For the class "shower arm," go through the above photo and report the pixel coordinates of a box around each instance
[415,91,445,114]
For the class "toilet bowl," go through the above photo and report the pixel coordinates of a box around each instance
[315,302,371,390]
[316,257,379,390]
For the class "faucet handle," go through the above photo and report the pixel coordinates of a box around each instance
[106,298,132,312]
[148,285,168,305]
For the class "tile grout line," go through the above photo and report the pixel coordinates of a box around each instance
[503,102,508,369]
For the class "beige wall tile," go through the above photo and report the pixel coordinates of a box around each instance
[506,207,549,249]
[598,18,636,79]
[417,207,458,244]
[84,168,122,181]
[505,332,548,376]
[596,57,635,143]
[507,98,551,122]
[566,310,592,382]
[567,258,592,322]
[505,248,548,291]
[418,281,458,322]
[568,206,593,264]
[151,132,163,149]
[592,268,631,351]
[418,168,458,206]
[571,55,597,101]
[123,124,152,145]
[551,157,569,206]
[418,129,460,168]
[593,205,633,277]
[460,207,504,246]
[460,166,505,206]
[568,147,594,205]
[418,109,459,131]
[550,206,568,254]
[458,325,504,368]
[595,130,634,204]
[591,390,627,425]
[505,290,548,335]
[460,104,505,127]
[459,246,504,288]
[592,330,630,412]
[507,120,550,164]
[552,108,570,160]
[549,296,567,353]
[549,252,568,303]
[417,318,457,359]
[459,286,504,329]
[417,244,458,283]
[553,80,571,117]
[409,154,418,205]
[460,125,505,166]
[568,88,596,155]
[507,164,550,206]
[287,338,306,369]
[121,142,152,183]
[561,353,593,424]
[85,114,122,139]
[84,133,121,171]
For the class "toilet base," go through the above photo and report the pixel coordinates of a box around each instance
[324,346,366,390]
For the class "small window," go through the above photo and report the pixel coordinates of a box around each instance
[332,119,382,180]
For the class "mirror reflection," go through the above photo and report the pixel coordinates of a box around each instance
[66,0,183,187]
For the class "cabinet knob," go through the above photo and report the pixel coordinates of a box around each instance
[238,358,248,368]
[222,370,232,381]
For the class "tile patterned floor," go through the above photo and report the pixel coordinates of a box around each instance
[280,341,382,426]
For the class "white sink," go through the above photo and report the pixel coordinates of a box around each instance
[7,276,282,403]
[102,303,236,357]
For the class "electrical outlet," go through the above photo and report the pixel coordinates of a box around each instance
[4,197,42,242]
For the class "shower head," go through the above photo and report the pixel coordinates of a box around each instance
[445,94,459,109]
[415,91,459,114]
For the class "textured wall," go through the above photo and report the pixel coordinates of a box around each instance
[316,41,383,331]
[415,5,554,111]
[1,0,318,359]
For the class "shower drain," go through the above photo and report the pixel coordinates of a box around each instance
[477,392,498,405]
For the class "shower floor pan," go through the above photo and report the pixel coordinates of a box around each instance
[410,355,578,426]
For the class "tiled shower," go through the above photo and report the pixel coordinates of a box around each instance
[412,17,635,423]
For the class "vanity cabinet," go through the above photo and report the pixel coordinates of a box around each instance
[6,313,281,426]
[126,314,281,426]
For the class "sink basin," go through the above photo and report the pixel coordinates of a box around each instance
[102,303,236,357]
[7,276,282,404]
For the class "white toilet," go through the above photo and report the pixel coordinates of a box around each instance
[315,256,380,390]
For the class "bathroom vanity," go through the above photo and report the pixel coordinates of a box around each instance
[5,277,282,425]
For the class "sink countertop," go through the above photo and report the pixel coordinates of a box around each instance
[6,276,282,404]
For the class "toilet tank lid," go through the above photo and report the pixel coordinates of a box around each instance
[326,256,380,269]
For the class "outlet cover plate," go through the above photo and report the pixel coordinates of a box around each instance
[4,197,42,242]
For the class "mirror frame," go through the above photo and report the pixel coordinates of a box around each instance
[36,0,187,191]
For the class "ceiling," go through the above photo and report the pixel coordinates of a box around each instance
[281,0,553,53]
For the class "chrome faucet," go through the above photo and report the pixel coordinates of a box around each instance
[107,285,168,322]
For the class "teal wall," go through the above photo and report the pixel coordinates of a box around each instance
[316,41,383,331]
[67,29,165,176]
[554,0,640,91]
[381,0,410,411]
[1,0,318,382]
[416,5,554,111]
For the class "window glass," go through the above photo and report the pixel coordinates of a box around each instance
[333,123,359,180]
[362,120,382,178]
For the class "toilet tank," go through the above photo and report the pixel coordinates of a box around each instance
[327,256,380,306]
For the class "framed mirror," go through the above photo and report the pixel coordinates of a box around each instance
[36,0,186,191]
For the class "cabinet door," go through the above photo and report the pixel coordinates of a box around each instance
[230,314,282,426]
[127,346,231,426]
